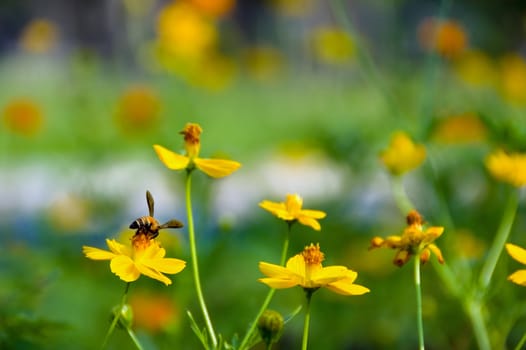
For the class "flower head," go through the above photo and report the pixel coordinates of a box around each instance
[3,98,44,137]
[114,85,161,134]
[486,150,526,187]
[369,210,444,267]
[19,18,59,54]
[259,193,326,231]
[154,122,241,178]
[82,232,186,285]
[259,243,369,295]
[506,243,526,286]
[431,112,487,144]
[380,132,426,176]
[418,17,467,59]
[311,26,355,65]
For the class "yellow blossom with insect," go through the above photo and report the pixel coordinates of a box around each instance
[380,131,426,176]
[154,122,241,178]
[259,193,326,231]
[486,150,526,187]
[369,210,444,267]
[506,243,526,286]
[2,97,44,137]
[259,243,370,295]
[82,232,186,286]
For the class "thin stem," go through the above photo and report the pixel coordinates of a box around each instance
[185,171,218,348]
[478,189,519,291]
[514,332,526,350]
[301,290,314,350]
[414,257,425,350]
[391,176,414,214]
[465,300,491,350]
[101,283,130,350]
[126,327,145,350]
[238,223,292,350]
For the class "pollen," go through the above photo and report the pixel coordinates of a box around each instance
[302,243,325,266]
[406,210,424,226]
[180,123,202,145]
[132,232,153,251]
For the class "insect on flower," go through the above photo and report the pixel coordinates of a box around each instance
[130,191,184,240]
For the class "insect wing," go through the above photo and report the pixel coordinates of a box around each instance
[161,219,184,229]
[146,190,155,217]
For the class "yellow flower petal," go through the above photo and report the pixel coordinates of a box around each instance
[153,144,190,170]
[428,243,445,264]
[258,277,299,289]
[506,243,526,265]
[194,157,241,178]
[508,270,526,286]
[142,257,186,274]
[284,255,306,277]
[82,246,116,260]
[106,239,131,256]
[300,209,327,219]
[259,200,294,220]
[311,266,350,284]
[297,216,321,231]
[110,255,141,282]
[135,263,173,285]
[259,261,296,279]
[326,280,370,295]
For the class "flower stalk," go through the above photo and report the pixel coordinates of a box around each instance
[185,170,218,348]
[414,254,424,350]
[301,289,314,350]
[101,283,130,350]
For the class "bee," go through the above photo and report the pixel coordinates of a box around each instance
[130,190,184,239]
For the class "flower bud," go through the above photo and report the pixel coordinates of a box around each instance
[111,303,134,329]
[257,309,284,345]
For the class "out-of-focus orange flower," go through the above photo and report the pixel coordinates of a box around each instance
[2,98,44,137]
[418,17,467,59]
[157,1,217,61]
[243,46,284,82]
[453,50,495,87]
[129,291,179,332]
[114,85,161,134]
[499,54,526,105]
[432,112,487,144]
[19,18,59,54]
[268,0,314,17]
[186,0,236,18]
[311,27,355,65]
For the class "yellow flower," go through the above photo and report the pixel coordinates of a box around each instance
[259,193,326,231]
[506,243,526,286]
[259,243,370,295]
[417,17,468,59]
[243,46,284,82]
[380,132,426,176]
[369,210,444,267]
[453,50,495,87]
[19,18,59,54]
[431,112,487,144]
[82,233,186,286]
[311,26,355,65]
[114,85,161,134]
[499,54,526,105]
[154,122,241,178]
[486,150,526,187]
[2,98,44,137]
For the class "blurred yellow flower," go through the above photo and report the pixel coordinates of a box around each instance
[432,112,487,144]
[187,0,236,18]
[506,243,526,286]
[2,98,44,137]
[114,85,161,134]
[82,233,186,286]
[259,243,370,295]
[19,18,59,54]
[418,17,467,59]
[243,46,284,82]
[452,230,485,259]
[188,53,237,91]
[380,131,426,176]
[154,122,241,178]
[486,150,526,187]
[370,210,444,267]
[311,27,355,65]
[129,291,179,332]
[157,1,217,61]
[259,193,326,231]
[453,50,495,87]
[499,54,526,105]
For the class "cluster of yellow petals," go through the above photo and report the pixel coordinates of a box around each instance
[154,122,241,178]
[380,132,426,176]
[369,210,444,267]
[486,150,526,187]
[259,243,370,296]
[506,243,526,286]
[259,193,326,231]
[82,233,186,286]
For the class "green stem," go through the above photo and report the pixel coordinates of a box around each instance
[465,300,491,350]
[238,223,292,350]
[126,327,145,350]
[301,290,314,350]
[478,189,519,291]
[185,171,218,348]
[101,283,130,350]
[391,176,414,214]
[514,331,526,350]
[414,257,425,350]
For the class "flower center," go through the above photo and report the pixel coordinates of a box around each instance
[302,243,325,266]
[132,232,153,252]
[180,123,202,157]
[406,209,424,226]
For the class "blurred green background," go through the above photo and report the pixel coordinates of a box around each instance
[3,0,526,349]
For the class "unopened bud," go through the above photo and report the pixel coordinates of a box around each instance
[110,303,134,329]
[257,309,284,346]
[419,248,431,264]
